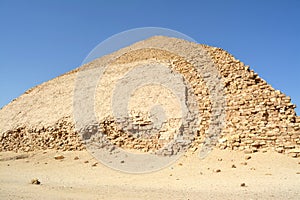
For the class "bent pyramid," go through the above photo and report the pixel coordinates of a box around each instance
[0,36,299,157]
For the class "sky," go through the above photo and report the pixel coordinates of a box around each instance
[0,0,299,115]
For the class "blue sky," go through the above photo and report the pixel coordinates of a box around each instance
[0,0,299,115]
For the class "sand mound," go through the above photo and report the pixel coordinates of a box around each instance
[0,36,299,157]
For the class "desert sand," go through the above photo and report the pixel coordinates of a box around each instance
[1,149,299,200]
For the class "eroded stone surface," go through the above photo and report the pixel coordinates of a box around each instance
[0,36,299,158]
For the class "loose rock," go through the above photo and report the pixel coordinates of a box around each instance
[31,178,41,185]
[54,155,64,160]
[245,155,252,160]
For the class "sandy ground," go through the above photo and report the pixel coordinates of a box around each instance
[0,149,299,200]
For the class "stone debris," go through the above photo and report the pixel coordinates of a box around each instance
[244,150,253,154]
[31,178,40,185]
[240,183,246,187]
[0,36,298,158]
[0,154,29,161]
[54,155,64,160]
[0,117,84,152]
[240,162,248,166]
[245,155,252,160]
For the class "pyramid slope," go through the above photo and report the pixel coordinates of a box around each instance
[0,36,299,157]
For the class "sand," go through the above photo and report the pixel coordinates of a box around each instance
[1,149,299,199]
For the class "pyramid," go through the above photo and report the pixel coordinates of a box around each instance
[0,36,299,157]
